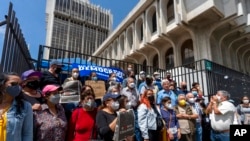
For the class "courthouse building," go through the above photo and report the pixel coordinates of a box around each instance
[93,0,250,75]
[44,0,112,59]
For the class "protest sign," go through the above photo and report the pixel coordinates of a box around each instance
[85,80,106,99]
[60,80,81,103]
[113,109,135,141]
[72,63,124,82]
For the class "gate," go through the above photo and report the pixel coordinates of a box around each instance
[0,2,34,74]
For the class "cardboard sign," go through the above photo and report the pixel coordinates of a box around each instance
[85,80,106,99]
[113,109,135,141]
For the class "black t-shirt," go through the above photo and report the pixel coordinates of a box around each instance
[40,71,60,89]
[23,92,44,106]
[96,110,117,141]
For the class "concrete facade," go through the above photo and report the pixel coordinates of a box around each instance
[93,0,250,74]
[45,0,112,59]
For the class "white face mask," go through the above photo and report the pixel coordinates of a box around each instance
[165,103,173,109]
[140,74,145,78]
[129,83,135,88]
[111,101,120,111]
[216,96,221,102]
[125,101,132,110]
[112,92,119,95]
[111,77,116,81]
[243,100,249,104]
[72,72,79,78]
[188,98,195,104]
[127,68,132,71]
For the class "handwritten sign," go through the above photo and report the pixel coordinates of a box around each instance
[113,109,135,141]
[85,80,106,99]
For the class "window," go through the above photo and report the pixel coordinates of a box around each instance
[181,39,194,67]
[167,0,175,22]
[165,48,174,69]
[153,54,159,70]
[152,12,157,33]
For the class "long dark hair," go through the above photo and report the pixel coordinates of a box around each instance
[0,72,24,116]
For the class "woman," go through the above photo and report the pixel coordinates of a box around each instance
[64,68,81,83]
[160,96,181,141]
[96,93,121,141]
[237,95,250,125]
[33,84,67,141]
[67,89,97,141]
[137,89,160,141]
[118,95,132,110]
[0,72,33,141]
[21,69,44,111]
[89,72,98,81]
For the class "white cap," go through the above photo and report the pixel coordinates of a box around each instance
[139,71,145,74]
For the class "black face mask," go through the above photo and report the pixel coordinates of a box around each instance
[182,85,187,89]
[26,80,40,90]
[55,68,62,74]
[147,95,155,104]
[146,78,152,85]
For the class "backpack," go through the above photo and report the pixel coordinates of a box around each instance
[174,105,196,134]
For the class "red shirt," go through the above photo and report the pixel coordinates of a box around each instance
[67,107,97,141]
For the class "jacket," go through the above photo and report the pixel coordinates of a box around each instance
[137,104,157,139]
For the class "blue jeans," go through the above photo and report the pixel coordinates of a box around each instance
[210,130,229,141]
[134,109,143,141]
[196,123,202,141]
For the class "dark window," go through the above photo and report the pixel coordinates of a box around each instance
[165,48,174,69]
[152,12,157,33]
[181,39,194,67]
[153,54,159,70]
[140,23,143,41]
[167,0,175,22]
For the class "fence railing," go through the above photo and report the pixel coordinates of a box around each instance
[37,45,250,104]
[0,2,34,74]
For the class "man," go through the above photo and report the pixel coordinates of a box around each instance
[178,81,189,95]
[164,71,173,82]
[175,94,198,141]
[40,60,64,89]
[186,93,203,141]
[153,71,162,91]
[206,90,235,141]
[157,79,177,107]
[63,67,80,83]
[137,71,145,89]
[139,75,157,95]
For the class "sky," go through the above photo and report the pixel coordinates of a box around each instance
[0,0,138,60]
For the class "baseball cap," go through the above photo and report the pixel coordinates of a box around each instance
[21,69,42,81]
[50,60,64,66]
[102,93,121,101]
[42,84,62,96]
[153,71,160,75]
[139,71,145,75]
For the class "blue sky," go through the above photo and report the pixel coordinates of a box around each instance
[0,0,138,60]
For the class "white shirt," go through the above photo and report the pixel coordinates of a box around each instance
[210,100,235,131]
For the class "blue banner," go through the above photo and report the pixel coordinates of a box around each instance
[72,63,124,82]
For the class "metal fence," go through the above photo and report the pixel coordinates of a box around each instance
[0,3,34,74]
[38,45,250,104]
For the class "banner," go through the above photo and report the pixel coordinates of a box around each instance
[72,63,124,82]
[60,80,81,103]
[85,80,106,99]
[113,109,135,141]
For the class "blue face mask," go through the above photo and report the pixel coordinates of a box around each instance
[92,77,97,81]
[192,91,198,97]
[6,85,22,97]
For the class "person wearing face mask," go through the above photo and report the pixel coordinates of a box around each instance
[160,96,181,141]
[153,71,162,91]
[105,73,118,91]
[186,93,203,141]
[40,60,64,89]
[34,84,67,141]
[236,95,250,125]
[96,93,121,141]
[139,75,158,96]
[177,81,188,95]
[206,90,235,141]
[88,71,98,81]
[0,72,33,141]
[137,71,146,89]
[67,89,98,141]
[21,69,44,111]
[64,68,81,83]
[138,89,161,141]
[174,94,198,141]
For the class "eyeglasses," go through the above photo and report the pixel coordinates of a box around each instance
[10,82,19,86]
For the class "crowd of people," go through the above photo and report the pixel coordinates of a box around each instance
[0,61,249,141]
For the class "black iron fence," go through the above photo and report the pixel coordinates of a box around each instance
[0,3,34,74]
[38,45,250,104]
